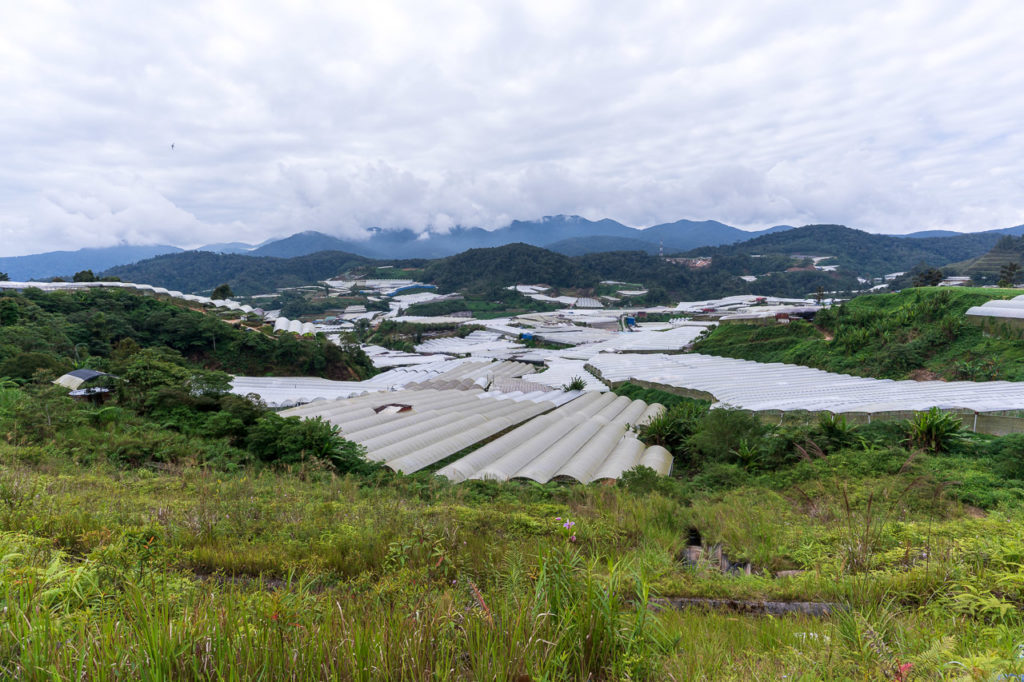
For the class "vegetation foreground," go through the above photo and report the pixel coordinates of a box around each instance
[2,286,1024,679]
[3,389,1024,679]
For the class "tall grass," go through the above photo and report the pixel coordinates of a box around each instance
[2,449,1024,678]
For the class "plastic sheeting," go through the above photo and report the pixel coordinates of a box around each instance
[966,296,1024,321]
[282,388,559,473]
[230,358,539,407]
[436,391,670,483]
[588,352,1024,414]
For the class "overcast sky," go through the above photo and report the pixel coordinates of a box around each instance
[2,1,1024,256]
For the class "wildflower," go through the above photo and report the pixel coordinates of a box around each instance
[570,535,576,542]
[554,517,561,521]
[563,520,575,529]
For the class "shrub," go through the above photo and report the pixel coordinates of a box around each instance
[245,413,378,474]
[904,407,965,453]
[984,433,1024,480]
[816,412,862,451]
[857,420,907,448]
[689,462,751,491]
[687,409,767,465]
[636,401,708,472]
[561,376,587,391]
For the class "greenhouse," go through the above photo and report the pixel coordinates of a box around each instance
[588,353,1024,416]
[281,387,670,483]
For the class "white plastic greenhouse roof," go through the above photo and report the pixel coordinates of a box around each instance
[231,376,375,407]
[230,358,538,407]
[359,345,452,368]
[436,391,671,483]
[588,353,1024,414]
[570,326,710,355]
[277,387,670,483]
[0,280,251,311]
[281,387,563,473]
[528,359,608,392]
[389,316,477,325]
[415,330,524,355]
[966,296,1024,321]
[530,327,616,346]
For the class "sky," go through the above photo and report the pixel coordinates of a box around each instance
[2,1,1024,256]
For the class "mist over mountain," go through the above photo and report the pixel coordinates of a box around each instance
[5,215,1023,282]
[242,216,789,260]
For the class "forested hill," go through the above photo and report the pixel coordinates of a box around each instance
[682,224,1000,275]
[423,244,590,290]
[693,287,1024,381]
[103,241,860,299]
[421,243,860,299]
[0,287,375,381]
[103,250,424,294]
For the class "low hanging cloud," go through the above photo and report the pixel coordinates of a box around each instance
[1,0,1023,255]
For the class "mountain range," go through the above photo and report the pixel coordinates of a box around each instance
[2,214,1023,281]
[0,245,183,282]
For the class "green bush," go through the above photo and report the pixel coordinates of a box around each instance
[904,407,965,453]
[687,409,767,465]
[689,462,752,491]
[984,433,1024,479]
[857,420,907,448]
[636,400,709,470]
[245,413,377,474]
[815,412,862,452]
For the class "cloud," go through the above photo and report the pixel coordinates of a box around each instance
[1,0,1024,255]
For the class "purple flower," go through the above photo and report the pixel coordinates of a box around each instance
[570,534,576,542]
[554,517,561,521]
[563,521,575,529]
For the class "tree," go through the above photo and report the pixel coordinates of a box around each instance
[72,270,97,282]
[998,262,1021,288]
[211,283,234,300]
[0,272,9,281]
[912,268,944,287]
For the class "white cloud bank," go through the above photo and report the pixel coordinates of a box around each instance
[1,0,1023,255]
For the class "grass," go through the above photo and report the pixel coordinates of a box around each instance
[695,287,1024,380]
[3,366,1024,678]
[2,442,1024,679]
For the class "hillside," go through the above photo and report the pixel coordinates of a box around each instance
[9,220,1024,283]
[421,244,862,299]
[0,286,374,379]
[947,234,1024,280]
[206,215,792,261]
[694,287,1024,380]
[103,250,397,294]
[544,235,660,256]
[683,224,1000,275]
[0,244,182,281]
[423,243,591,290]
[104,241,863,300]
[3,288,1024,677]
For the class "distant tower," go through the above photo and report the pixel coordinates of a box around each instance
[659,240,664,258]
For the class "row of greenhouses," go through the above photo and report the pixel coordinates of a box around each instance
[280,388,670,483]
[588,353,1024,414]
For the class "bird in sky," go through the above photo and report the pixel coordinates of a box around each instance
[170,143,175,150]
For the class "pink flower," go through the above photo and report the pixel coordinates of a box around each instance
[569,534,576,542]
